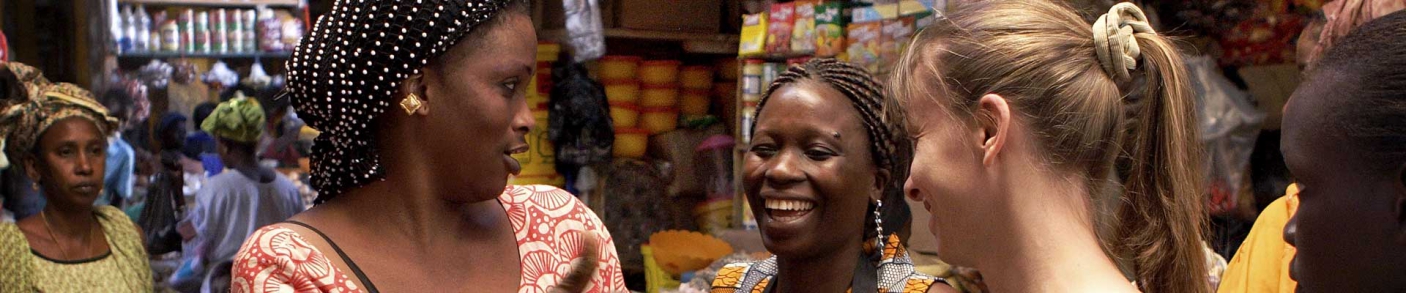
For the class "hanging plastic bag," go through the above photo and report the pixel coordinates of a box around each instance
[562,0,605,62]
[1187,55,1264,217]
[549,57,613,193]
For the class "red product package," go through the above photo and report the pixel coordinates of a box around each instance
[766,3,796,54]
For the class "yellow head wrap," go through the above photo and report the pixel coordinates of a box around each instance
[201,95,265,144]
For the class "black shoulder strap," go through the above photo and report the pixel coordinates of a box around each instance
[282,220,380,293]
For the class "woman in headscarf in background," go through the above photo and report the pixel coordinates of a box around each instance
[0,62,152,292]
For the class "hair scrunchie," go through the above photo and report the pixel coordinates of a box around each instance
[1093,2,1155,81]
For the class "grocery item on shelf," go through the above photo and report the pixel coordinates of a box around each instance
[815,1,847,57]
[739,13,769,57]
[640,107,680,134]
[639,60,681,85]
[847,21,883,72]
[680,88,711,115]
[605,80,641,103]
[790,0,819,55]
[258,7,282,52]
[614,127,650,158]
[599,55,641,81]
[680,66,715,90]
[160,20,180,52]
[880,17,915,71]
[610,101,641,128]
[741,59,764,102]
[640,84,679,108]
[766,2,795,54]
[196,11,211,53]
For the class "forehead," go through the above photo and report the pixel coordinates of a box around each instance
[1282,70,1351,166]
[451,13,536,67]
[39,118,104,144]
[758,81,867,135]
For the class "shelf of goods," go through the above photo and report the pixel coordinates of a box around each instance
[117,0,301,8]
[540,28,740,54]
[116,51,292,59]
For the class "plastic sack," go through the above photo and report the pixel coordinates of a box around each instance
[1188,55,1264,217]
[549,58,614,193]
[562,0,605,62]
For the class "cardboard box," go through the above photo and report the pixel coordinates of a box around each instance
[617,0,722,33]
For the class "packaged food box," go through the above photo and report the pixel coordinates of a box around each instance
[847,21,883,72]
[766,3,796,54]
[880,17,916,71]
[814,1,847,57]
[739,13,769,57]
[790,0,819,54]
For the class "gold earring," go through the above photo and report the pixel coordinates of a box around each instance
[400,92,424,115]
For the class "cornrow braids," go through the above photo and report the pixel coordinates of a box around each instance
[749,58,912,242]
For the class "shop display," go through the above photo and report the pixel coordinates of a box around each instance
[766,3,795,54]
[739,13,769,57]
[640,85,679,108]
[600,55,642,81]
[741,59,764,103]
[639,60,681,85]
[790,0,820,55]
[640,107,680,134]
[880,17,915,70]
[614,127,650,158]
[680,66,715,90]
[846,21,883,72]
[611,101,641,128]
[815,1,848,57]
[110,5,298,55]
[680,89,711,116]
[605,80,641,103]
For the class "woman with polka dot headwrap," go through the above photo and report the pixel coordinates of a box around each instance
[229,1,625,292]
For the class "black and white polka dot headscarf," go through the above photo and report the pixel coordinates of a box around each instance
[284,0,513,203]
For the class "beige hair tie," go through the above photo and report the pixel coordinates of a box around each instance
[1093,2,1155,81]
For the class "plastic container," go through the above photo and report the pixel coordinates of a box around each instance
[613,127,650,158]
[717,58,741,80]
[640,107,679,134]
[609,101,640,128]
[604,80,640,103]
[598,55,641,81]
[679,66,715,89]
[639,60,681,85]
[680,89,711,115]
[639,85,679,107]
[742,59,765,102]
[536,42,561,62]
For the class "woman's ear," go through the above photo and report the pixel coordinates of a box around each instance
[872,169,892,201]
[23,156,40,185]
[975,94,1012,166]
[399,74,429,115]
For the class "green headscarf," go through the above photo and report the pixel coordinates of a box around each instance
[201,95,265,144]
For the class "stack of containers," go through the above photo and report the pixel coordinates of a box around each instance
[740,59,765,144]
[509,42,565,187]
[679,65,715,122]
[638,60,681,135]
[600,55,647,158]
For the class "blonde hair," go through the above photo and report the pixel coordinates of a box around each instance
[891,1,1209,292]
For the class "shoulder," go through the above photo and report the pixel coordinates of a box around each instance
[500,185,603,228]
[231,225,355,293]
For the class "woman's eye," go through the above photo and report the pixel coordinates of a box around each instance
[750,145,777,158]
[805,149,835,160]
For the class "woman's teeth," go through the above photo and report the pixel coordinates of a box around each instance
[765,199,814,211]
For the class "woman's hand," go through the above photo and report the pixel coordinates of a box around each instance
[548,231,602,293]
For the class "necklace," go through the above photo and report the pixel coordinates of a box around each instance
[39,210,94,260]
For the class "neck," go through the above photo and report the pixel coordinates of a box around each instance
[226,153,261,172]
[978,161,1135,293]
[773,241,863,293]
[42,202,96,237]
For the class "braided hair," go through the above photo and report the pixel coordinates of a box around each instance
[749,57,913,243]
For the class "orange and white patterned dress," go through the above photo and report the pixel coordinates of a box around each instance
[711,234,942,293]
[230,185,627,293]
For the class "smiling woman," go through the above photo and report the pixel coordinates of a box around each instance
[0,62,152,292]
[711,58,951,293]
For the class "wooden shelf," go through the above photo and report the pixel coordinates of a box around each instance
[118,0,301,8]
[116,51,293,59]
[540,28,739,54]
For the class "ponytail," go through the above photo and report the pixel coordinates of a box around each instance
[1114,32,1209,293]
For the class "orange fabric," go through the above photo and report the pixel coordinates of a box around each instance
[1216,184,1299,293]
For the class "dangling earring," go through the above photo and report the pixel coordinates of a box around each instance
[873,199,885,252]
[399,92,424,115]
[31,181,39,191]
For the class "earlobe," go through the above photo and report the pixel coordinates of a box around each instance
[976,94,1011,166]
[23,158,40,184]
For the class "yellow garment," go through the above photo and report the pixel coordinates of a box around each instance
[201,96,265,143]
[0,206,153,292]
[1216,184,1299,293]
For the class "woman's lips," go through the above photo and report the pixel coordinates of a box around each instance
[504,145,529,176]
[764,198,816,223]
